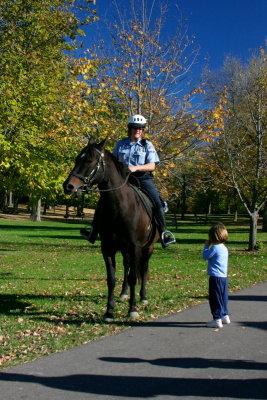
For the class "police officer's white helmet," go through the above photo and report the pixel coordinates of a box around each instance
[128,114,147,128]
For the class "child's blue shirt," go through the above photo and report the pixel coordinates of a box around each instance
[202,243,228,277]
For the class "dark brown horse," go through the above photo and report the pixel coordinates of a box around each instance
[63,139,159,321]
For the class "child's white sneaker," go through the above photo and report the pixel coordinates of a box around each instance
[206,319,223,328]
[222,315,231,324]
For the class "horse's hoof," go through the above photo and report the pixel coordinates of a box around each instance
[120,294,129,300]
[128,311,139,320]
[141,299,148,305]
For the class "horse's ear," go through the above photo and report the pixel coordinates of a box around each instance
[88,137,95,145]
[96,137,107,150]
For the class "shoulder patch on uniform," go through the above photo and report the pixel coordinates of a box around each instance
[140,139,147,146]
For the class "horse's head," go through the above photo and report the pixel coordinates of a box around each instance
[63,138,106,195]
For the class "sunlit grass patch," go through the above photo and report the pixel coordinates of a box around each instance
[0,215,267,368]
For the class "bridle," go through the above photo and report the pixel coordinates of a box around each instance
[70,148,106,187]
[69,147,131,193]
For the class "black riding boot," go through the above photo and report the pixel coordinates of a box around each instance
[80,203,100,244]
[155,207,176,248]
[80,226,98,244]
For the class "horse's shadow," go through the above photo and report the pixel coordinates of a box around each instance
[0,371,266,399]
[99,355,267,370]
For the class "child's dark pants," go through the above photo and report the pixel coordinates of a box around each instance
[209,276,229,319]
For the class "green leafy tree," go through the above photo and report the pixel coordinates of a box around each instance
[0,0,97,219]
[87,0,203,164]
[203,50,267,250]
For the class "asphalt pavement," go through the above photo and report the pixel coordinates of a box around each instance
[0,281,266,400]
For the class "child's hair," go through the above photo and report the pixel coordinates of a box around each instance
[208,223,228,244]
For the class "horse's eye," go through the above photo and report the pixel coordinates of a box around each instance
[77,153,88,162]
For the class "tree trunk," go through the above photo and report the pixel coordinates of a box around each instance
[43,198,48,215]
[3,190,9,212]
[248,212,258,251]
[208,202,212,215]
[64,204,70,219]
[31,198,42,222]
[234,209,238,222]
[180,175,186,221]
[8,191,13,208]
[76,195,84,217]
[12,196,19,214]
[262,205,267,232]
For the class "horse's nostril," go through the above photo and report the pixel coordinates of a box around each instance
[63,182,74,194]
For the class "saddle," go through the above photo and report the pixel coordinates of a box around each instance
[129,182,155,220]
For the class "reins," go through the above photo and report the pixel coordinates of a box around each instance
[85,173,131,193]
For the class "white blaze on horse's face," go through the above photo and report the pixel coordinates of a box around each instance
[63,148,91,194]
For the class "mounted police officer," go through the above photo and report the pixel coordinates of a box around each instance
[81,114,176,248]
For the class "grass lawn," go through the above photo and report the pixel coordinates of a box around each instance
[0,213,267,369]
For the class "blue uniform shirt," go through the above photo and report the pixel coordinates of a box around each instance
[113,137,160,167]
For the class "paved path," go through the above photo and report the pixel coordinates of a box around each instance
[0,281,266,400]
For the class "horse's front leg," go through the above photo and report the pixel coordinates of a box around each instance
[120,252,129,300]
[139,245,154,305]
[139,265,148,305]
[102,246,116,322]
[127,247,141,319]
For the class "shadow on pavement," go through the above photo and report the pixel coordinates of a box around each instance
[0,371,266,399]
[98,356,267,370]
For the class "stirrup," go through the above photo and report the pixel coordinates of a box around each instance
[161,230,176,248]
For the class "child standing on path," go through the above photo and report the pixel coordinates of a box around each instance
[203,223,231,328]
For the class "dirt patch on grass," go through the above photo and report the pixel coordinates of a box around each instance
[0,205,94,223]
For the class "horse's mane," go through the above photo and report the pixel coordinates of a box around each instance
[105,149,127,179]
